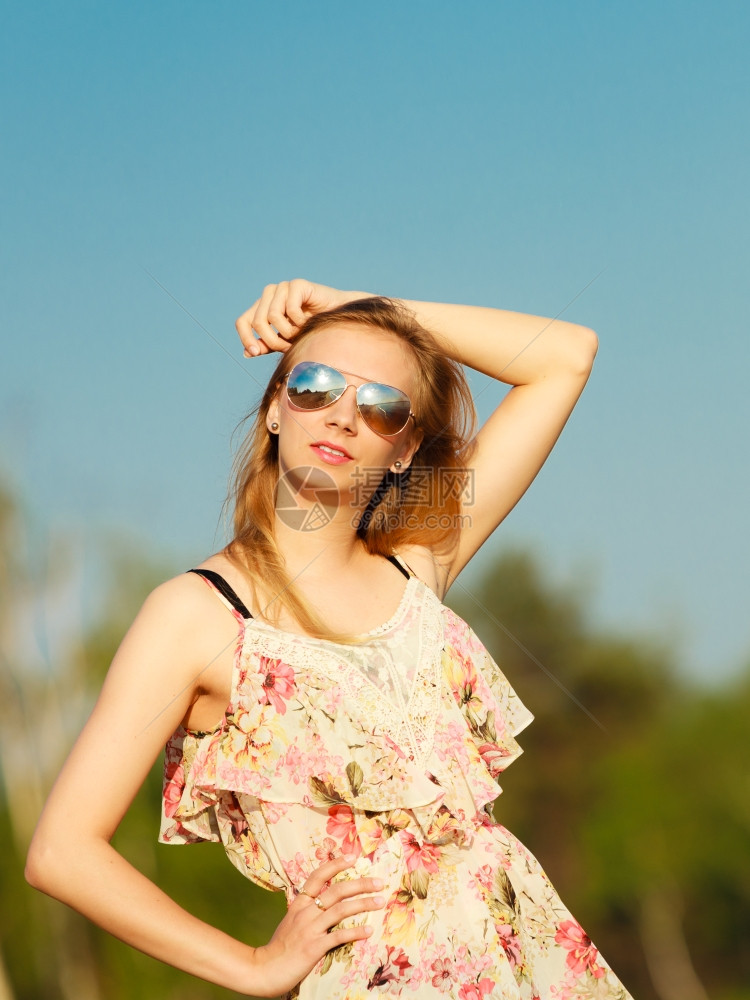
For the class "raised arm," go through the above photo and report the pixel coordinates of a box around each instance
[397,298,598,592]
[25,574,383,995]
[237,280,598,596]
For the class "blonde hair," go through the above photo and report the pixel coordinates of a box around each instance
[225,297,476,642]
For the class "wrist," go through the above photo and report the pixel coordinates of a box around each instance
[210,940,264,996]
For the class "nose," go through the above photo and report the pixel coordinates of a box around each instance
[324,384,359,432]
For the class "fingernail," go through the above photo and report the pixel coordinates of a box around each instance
[372,879,384,890]
[364,926,374,935]
[372,895,385,905]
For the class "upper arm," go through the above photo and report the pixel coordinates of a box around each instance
[439,326,598,592]
[30,574,235,847]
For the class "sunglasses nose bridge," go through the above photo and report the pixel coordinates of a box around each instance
[325,382,360,426]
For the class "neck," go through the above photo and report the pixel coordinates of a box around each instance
[272,508,372,580]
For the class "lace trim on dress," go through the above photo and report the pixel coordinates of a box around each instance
[242,578,442,768]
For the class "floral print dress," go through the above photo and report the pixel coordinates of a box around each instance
[159,569,633,1000]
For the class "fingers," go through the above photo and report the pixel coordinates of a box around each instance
[298,877,385,948]
[285,278,314,326]
[325,920,377,950]
[321,891,386,929]
[297,858,385,934]
[300,853,358,895]
[239,283,293,357]
[235,301,259,355]
[237,280,314,358]
[235,284,288,358]
[296,856,384,916]
[319,875,385,909]
[236,279,349,358]
[265,283,299,340]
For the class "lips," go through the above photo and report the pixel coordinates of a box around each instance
[310,440,354,461]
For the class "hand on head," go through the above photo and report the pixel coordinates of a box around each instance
[237,280,354,357]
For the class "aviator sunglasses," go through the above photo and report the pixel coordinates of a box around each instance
[284,361,416,437]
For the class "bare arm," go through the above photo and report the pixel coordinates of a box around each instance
[396,298,598,593]
[25,575,383,996]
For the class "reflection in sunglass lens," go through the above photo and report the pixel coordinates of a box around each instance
[286,363,347,408]
[357,384,412,436]
[286,362,413,436]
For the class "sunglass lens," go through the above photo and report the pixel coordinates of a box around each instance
[357,383,412,436]
[286,363,412,435]
[286,362,346,408]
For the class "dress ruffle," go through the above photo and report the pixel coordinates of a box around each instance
[160,594,533,870]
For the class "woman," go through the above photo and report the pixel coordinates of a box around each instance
[26,280,632,998]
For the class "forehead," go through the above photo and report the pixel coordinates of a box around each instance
[294,325,417,391]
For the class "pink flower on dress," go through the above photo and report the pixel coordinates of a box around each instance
[367,945,412,989]
[383,733,408,760]
[260,801,288,824]
[472,864,494,891]
[496,923,522,968]
[258,657,295,714]
[554,920,605,978]
[326,804,361,857]
[452,944,493,982]
[321,684,344,716]
[458,979,494,1000]
[433,720,471,770]
[163,761,184,817]
[314,837,339,863]
[402,834,441,875]
[282,743,303,772]
[430,957,454,992]
[284,851,310,888]
[478,741,510,777]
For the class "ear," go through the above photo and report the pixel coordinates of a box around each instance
[266,396,281,434]
[390,425,424,474]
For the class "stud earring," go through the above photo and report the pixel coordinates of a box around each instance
[270,421,279,432]
[394,460,402,469]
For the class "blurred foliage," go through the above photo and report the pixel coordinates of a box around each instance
[1,488,748,999]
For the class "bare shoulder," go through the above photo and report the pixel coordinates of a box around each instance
[137,569,231,632]
[117,567,241,694]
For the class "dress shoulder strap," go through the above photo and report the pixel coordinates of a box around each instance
[187,568,253,619]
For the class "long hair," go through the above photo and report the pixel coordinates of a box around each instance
[225,297,476,642]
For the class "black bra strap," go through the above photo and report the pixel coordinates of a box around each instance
[385,554,411,580]
[191,558,408,619]
[188,568,253,619]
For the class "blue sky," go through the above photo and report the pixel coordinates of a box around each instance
[2,0,748,681]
